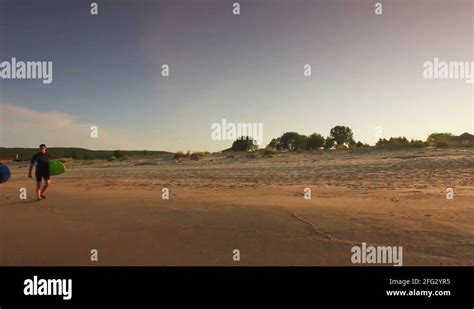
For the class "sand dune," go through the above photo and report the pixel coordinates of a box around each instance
[0,148,473,265]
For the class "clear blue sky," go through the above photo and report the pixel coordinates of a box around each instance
[0,0,472,151]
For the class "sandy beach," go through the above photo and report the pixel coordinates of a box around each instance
[0,148,473,266]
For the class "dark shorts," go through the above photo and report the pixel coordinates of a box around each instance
[35,169,50,182]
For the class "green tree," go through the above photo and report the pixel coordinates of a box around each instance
[279,132,299,150]
[330,126,354,146]
[268,137,282,150]
[231,137,258,152]
[295,134,308,150]
[348,138,357,148]
[324,137,335,150]
[306,133,325,150]
[376,138,388,147]
[279,132,308,151]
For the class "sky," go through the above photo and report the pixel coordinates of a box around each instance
[0,0,473,152]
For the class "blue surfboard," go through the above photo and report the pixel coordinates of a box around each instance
[0,164,11,184]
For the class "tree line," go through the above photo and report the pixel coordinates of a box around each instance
[231,126,474,151]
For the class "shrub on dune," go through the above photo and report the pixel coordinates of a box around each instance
[190,152,205,161]
[376,137,426,149]
[174,151,189,159]
[263,148,276,157]
[435,140,450,148]
[113,150,125,158]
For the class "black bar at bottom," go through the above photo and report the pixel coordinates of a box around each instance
[0,267,472,306]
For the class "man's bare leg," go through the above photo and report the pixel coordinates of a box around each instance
[36,181,42,201]
[40,180,50,199]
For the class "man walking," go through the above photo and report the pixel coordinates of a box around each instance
[28,144,52,201]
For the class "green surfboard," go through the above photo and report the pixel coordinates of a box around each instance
[49,160,66,176]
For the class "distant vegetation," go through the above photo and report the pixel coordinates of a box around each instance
[306,133,325,150]
[267,126,367,151]
[425,133,474,148]
[330,126,354,147]
[173,151,210,161]
[1,130,473,161]
[375,137,425,149]
[377,132,474,149]
[229,126,473,153]
[231,136,258,152]
[0,147,171,161]
[173,151,190,160]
